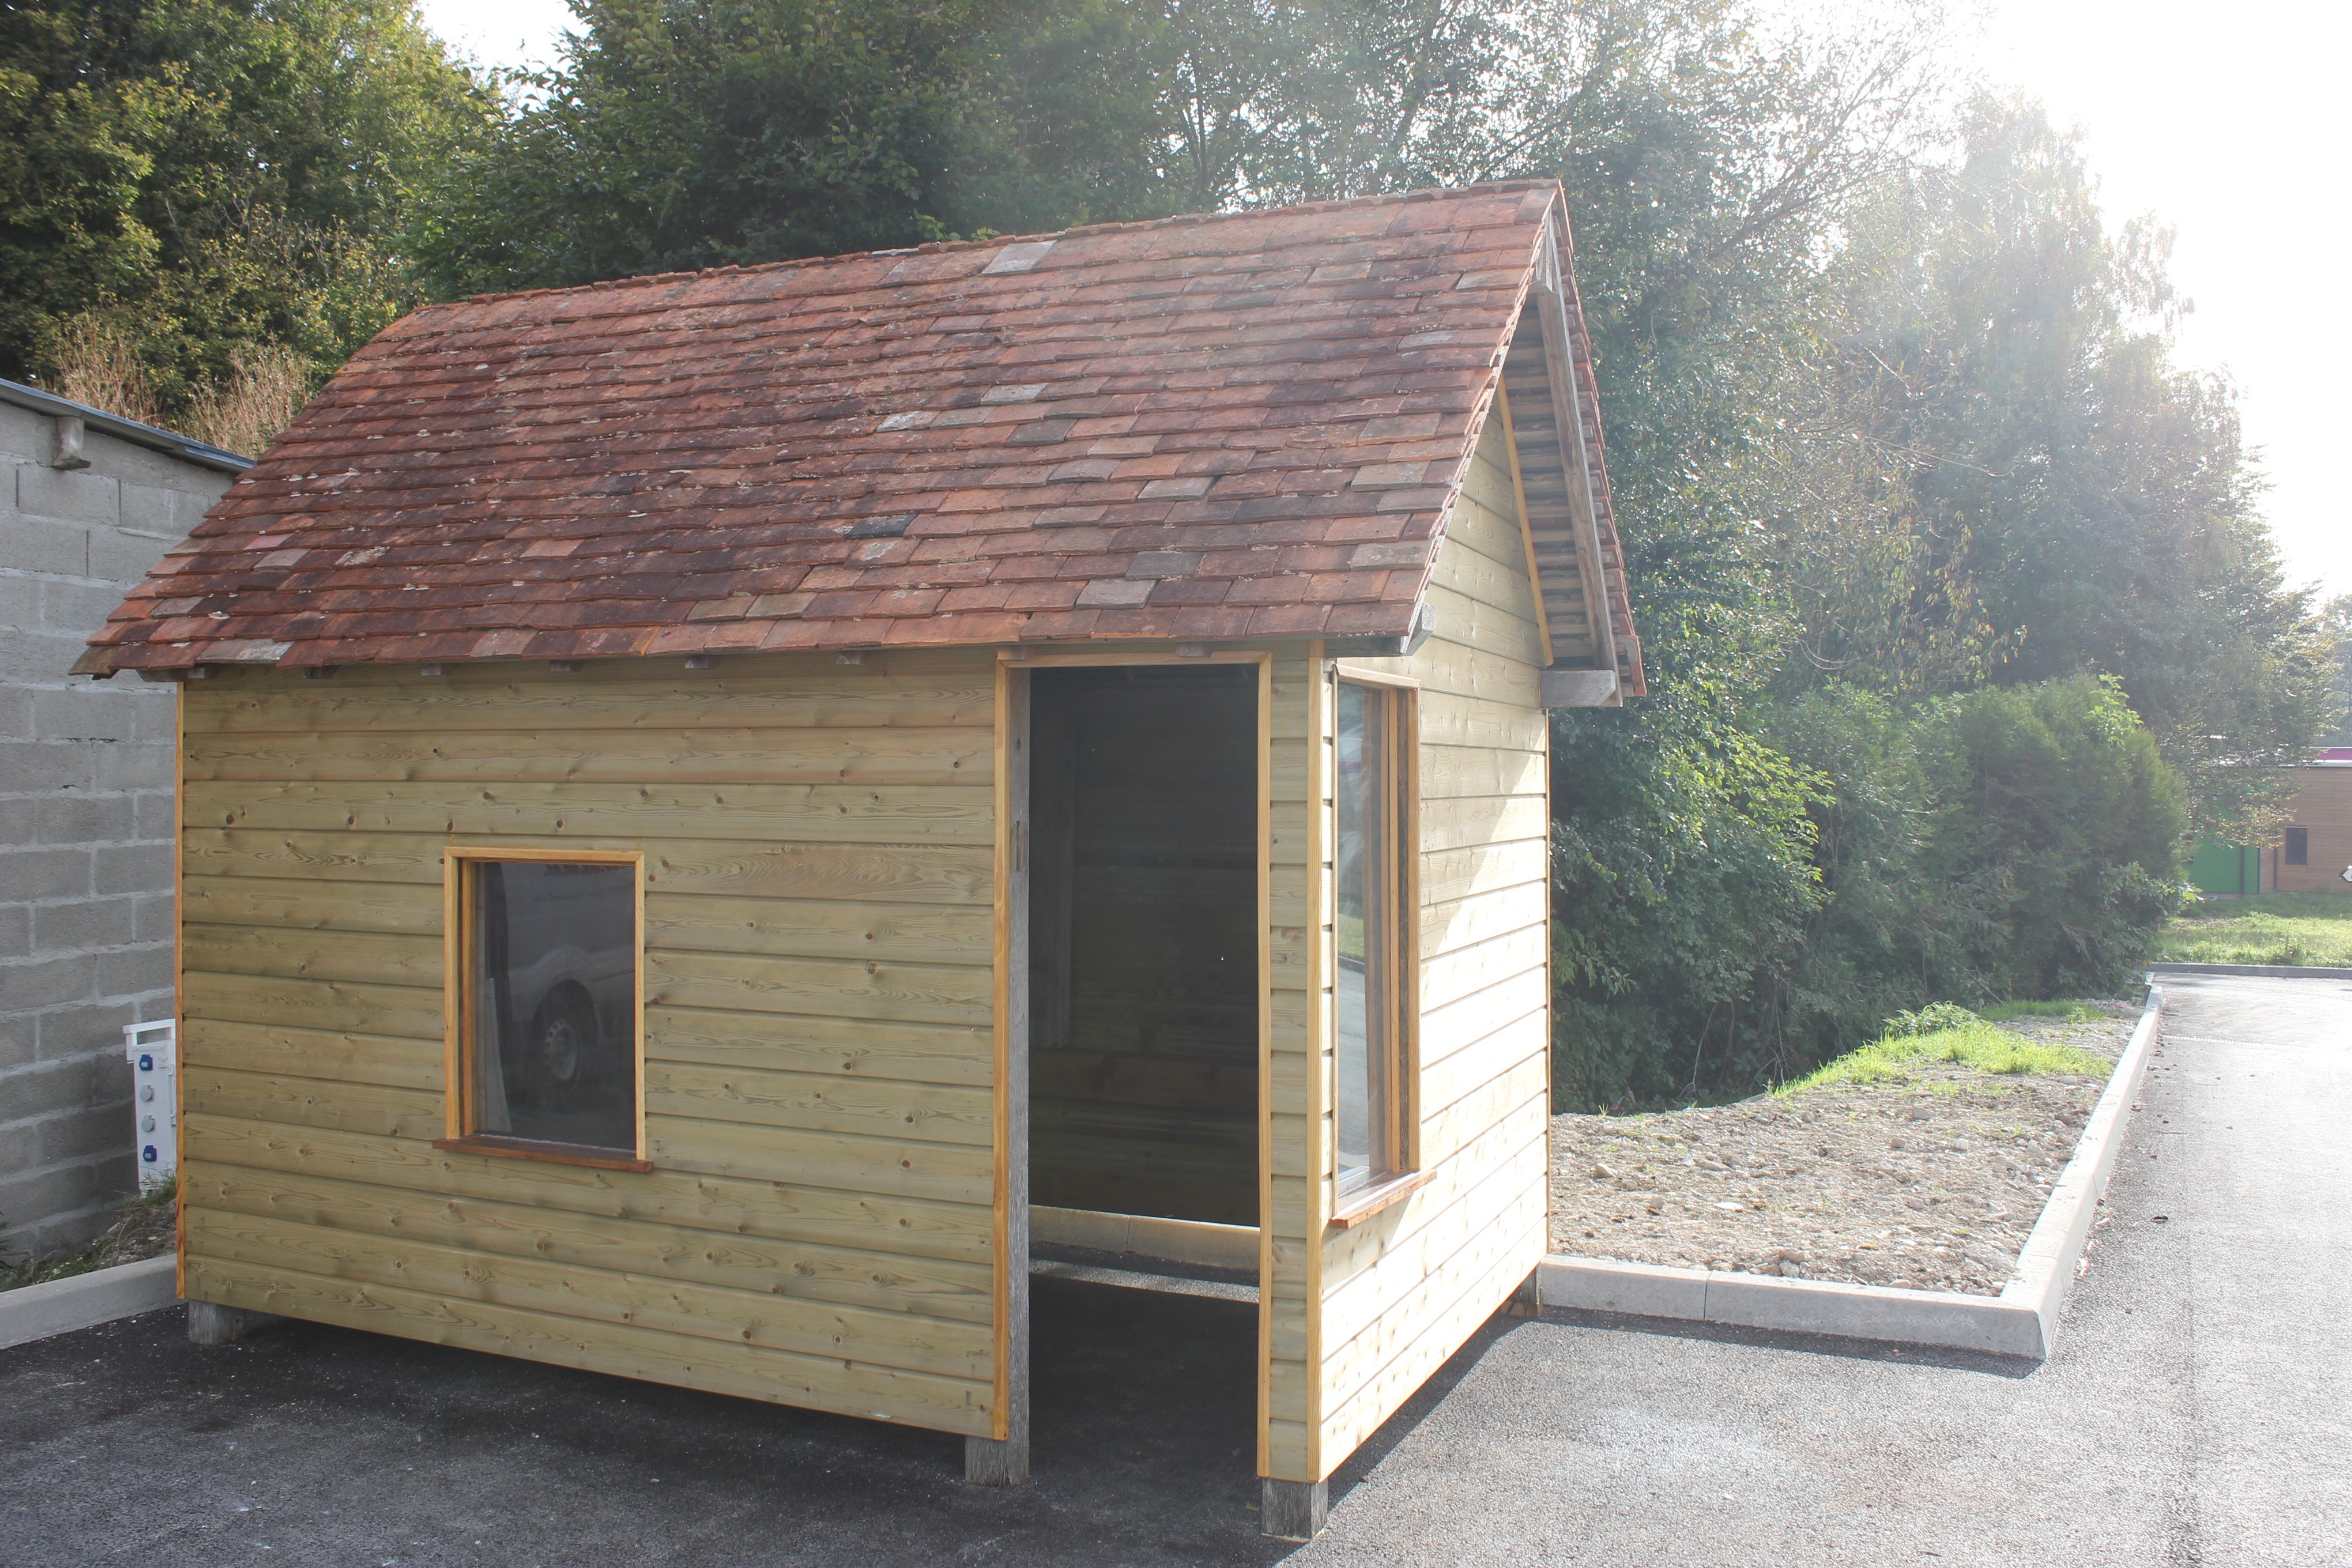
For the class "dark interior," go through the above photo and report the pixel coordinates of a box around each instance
[1028,665,1262,1227]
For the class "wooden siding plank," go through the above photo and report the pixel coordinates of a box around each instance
[181,1254,998,1435]
[643,1062,994,1147]
[184,725,992,787]
[180,1114,993,1265]
[187,779,994,847]
[184,1205,995,1377]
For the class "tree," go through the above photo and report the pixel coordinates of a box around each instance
[1777,99,2335,841]
[414,0,1182,295]
[0,0,492,428]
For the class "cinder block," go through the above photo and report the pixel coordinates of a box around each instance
[31,790,136,845]
[33,894,137,951]
[34,1096,135,1166]
[0,740,97,794]
[0,1012,34,1071]
[97,942,171,1000]
[35,687,137,743]
[131,890,174,944]
[94,840,171,896]
[129,695,180,745]
[0,1052,126,1122]
[17,466,119,525]
[38,577,126,633]
[0,845,93,900]
[87,525,174,584]
[0,513,90,576]
[35,998,137,1061]
[94,740,172,791]
[0,949,100,1011]
[0,686,33,738]
[0,903,29,959]
[133,791,176,840]
[0,573,41,630]
[0,408,48,461]
[117,483,178,534]
[0,628,93,685]
[0,1164,128,1256]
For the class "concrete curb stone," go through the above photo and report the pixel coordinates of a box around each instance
[0,1253,178,1350]
[2148,962,2352,980]
[1539,985,2168,1362]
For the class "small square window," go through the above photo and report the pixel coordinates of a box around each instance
[2285,826,2310,866]
[442,853,646,1169]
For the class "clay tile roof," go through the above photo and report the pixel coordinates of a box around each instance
[79,180,1642,692]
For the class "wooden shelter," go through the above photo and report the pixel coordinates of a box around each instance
[78,182,1644,1539]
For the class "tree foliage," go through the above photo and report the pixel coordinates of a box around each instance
[8,0,2333,1100]
[0,0,492,427]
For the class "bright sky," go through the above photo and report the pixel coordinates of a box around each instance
[410,0,2348,604]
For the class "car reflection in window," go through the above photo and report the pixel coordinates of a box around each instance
[472,860,637,1153]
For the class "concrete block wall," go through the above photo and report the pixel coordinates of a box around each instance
[1,401,233,1260]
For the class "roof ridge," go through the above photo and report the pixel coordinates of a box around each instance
[455,179,1565,310]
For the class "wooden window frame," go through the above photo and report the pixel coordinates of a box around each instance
[1328,670,1422,1228]
[435,845,651,1173]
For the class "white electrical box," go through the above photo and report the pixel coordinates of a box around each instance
[124,1019,178,1188]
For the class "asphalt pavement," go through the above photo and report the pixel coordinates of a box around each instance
[3,973,2345,1566]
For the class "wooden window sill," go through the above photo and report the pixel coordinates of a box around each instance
[433,1134,651,1173]
[1328,1169,1433,1230]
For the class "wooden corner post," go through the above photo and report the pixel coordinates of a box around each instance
[968,659,1032,1486]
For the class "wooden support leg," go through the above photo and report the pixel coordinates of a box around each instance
[186,1301,277,1345]
[964,1424,1029,1487]
[1504,1264,1543,1318]
[1261,1478,1328,1541]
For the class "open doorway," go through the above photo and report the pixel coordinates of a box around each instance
[1026,664,1262,1241]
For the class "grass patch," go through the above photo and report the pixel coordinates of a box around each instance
[1979,999,2096,1022]
[2161,892,2352,967]
[1,1177,176,1292]
[1778,1018,2112,1096]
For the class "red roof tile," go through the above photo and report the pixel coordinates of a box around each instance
[80,182,1641,689]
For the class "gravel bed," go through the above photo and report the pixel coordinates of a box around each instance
[1547,1004,2140,1296]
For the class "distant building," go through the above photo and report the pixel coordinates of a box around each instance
[2188,749,2352,896]
[1,380,248,1257]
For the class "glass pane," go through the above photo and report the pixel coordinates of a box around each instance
[472,861,637,1152]
[1335,683,1388,1190]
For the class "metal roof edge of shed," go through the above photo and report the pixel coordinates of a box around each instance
[0,378,253,475]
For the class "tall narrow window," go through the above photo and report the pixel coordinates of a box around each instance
[2285,826,2310,866]
[1334,679,1415,1196]
[443,852,647,1169]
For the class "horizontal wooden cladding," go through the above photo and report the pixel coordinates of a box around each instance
[183,1249,997,1437]
[182,993,992,1094]
[184,830,994,904]
[644,1061,992,1148]
[650,1007,992,1089]
[181,1017,438,1092]
[1422,879,1547,961]
[1320,1105,1548,1330]
[642,1113,994,1201]
[182,1115,993,1267]
[184,725,992,787]
[646,949,990,1028]
[189,662,999,736]
[185,780,992,847]
[187,1202,994,1378]
[177,657,1011,1441]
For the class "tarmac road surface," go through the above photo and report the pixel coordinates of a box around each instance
[3,972,2345,1565]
